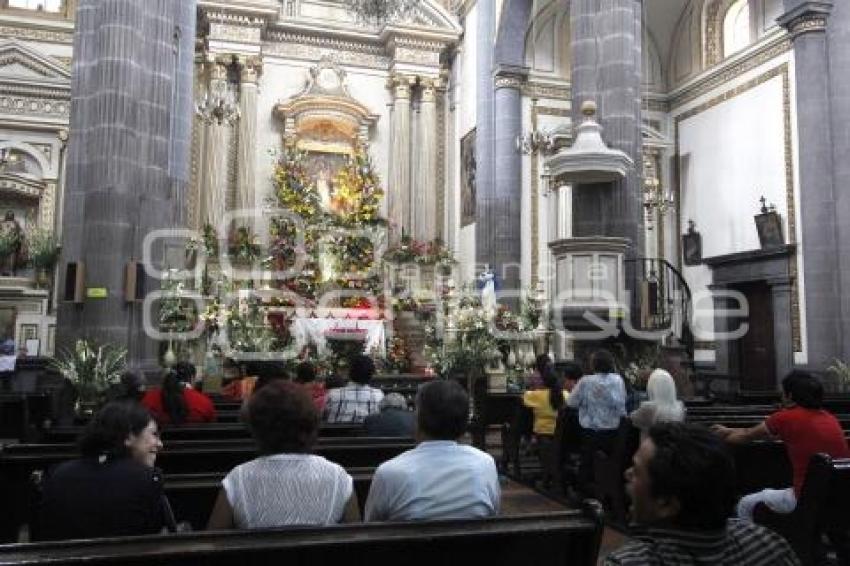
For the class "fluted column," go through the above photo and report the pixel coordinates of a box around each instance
[237,58,260,228]
[413,77,439,242]
[199,61,229,232]
[387,74,413,243]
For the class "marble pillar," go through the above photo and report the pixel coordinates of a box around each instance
[778,2,842,367]
[199,61,230,233]
[475,0,496,270]
[413,78,438,242]
[824,0,850,360]
[236,59,259,228]
[388,75,412,244]
[493,67,526,297]
[57,0,196,368]
[570,0,643,255]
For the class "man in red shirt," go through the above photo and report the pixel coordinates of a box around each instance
[713,371,849,520]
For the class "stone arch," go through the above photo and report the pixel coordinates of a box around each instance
[0,141,49,178]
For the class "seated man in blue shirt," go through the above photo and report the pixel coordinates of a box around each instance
[364,379,500,522]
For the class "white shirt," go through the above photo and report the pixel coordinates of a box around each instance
[365,440,500,522]
[222,453,353,528]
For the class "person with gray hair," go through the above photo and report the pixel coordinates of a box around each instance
[364,392,414,437]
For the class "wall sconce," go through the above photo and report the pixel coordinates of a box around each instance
[754,195,784,249]
[516,130,553,155]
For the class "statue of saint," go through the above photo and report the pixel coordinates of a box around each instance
[315,158,335,213]
[0,211,22,277]
[478,264,497,316]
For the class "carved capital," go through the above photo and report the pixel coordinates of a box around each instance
[493,64,528,91]
[419,77,441,102]
[238,56,263,84]
[388,74,415,100]
[778,2,832,39]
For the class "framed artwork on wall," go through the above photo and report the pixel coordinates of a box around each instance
[755,210,784,249]
[460,128,476,227]
[682,220,702,266]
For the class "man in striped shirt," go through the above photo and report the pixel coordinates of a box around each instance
[604,423,800,565]
[323,354,383,424]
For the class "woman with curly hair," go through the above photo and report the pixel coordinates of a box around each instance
[38,401,172,540]
[207,381,359,529]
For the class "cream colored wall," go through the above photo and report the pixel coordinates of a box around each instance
[672,51,806,362]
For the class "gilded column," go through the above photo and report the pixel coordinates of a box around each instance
[199,61,229,232]
[387,74,412,244]
[237,57,260,227]
[413,77,439,242]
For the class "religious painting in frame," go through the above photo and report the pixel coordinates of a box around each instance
[755,211,784,249]
[460,128,477,227]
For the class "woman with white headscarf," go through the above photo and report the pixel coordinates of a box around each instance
[629,369,686,439]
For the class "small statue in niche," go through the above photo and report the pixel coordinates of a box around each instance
[682,220,702,266]
[0,211,23,276]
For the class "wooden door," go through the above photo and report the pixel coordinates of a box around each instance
[735,282,776,392]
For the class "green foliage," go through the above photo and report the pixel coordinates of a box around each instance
[27,228,61,269]
[50,340,127,405]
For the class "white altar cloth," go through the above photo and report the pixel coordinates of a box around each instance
[291,318,386,357]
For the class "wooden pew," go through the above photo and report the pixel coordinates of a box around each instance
[39,422,365,443]
[754,454,850,566]
[0,440,415,543]
[0,506,605,566]
[160,467,376,531]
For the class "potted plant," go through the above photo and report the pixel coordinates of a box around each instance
[50,339,127,415]
[27,228,61,288]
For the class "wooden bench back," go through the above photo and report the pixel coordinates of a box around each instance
[0,508,605,566]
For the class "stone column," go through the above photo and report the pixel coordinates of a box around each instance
[413,77,438,242]
[198,60,230,232]
[387,74,412,244]
[570,0,643,255]
[823,0,850,360]
[493,66,526,297]
[475,0,496,271]
[236,58,260,227]
[778,1,842,367]
[57,0,196,369]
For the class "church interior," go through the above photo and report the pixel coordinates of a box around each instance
[1,0,850,563]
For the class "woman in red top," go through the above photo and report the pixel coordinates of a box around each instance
[142,368,216,425]
[295,361,326,413]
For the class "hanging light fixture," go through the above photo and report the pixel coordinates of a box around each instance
[195,76,240,127]
[346,0,419,25]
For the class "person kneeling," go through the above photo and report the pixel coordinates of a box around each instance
[365,379,500,522]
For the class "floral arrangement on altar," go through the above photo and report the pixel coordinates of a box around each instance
[273,147,322,222]
[385,334,411,372]
[50,339,127,410]
[228,226,262,262]
[384,235,456,266]
[330,150,384,226]
[186,224,220,259]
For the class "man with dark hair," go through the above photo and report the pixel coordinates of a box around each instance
[713,370,849,520]
[323,354,383,423]
[364,380,500,521]
[605,423,800,565]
